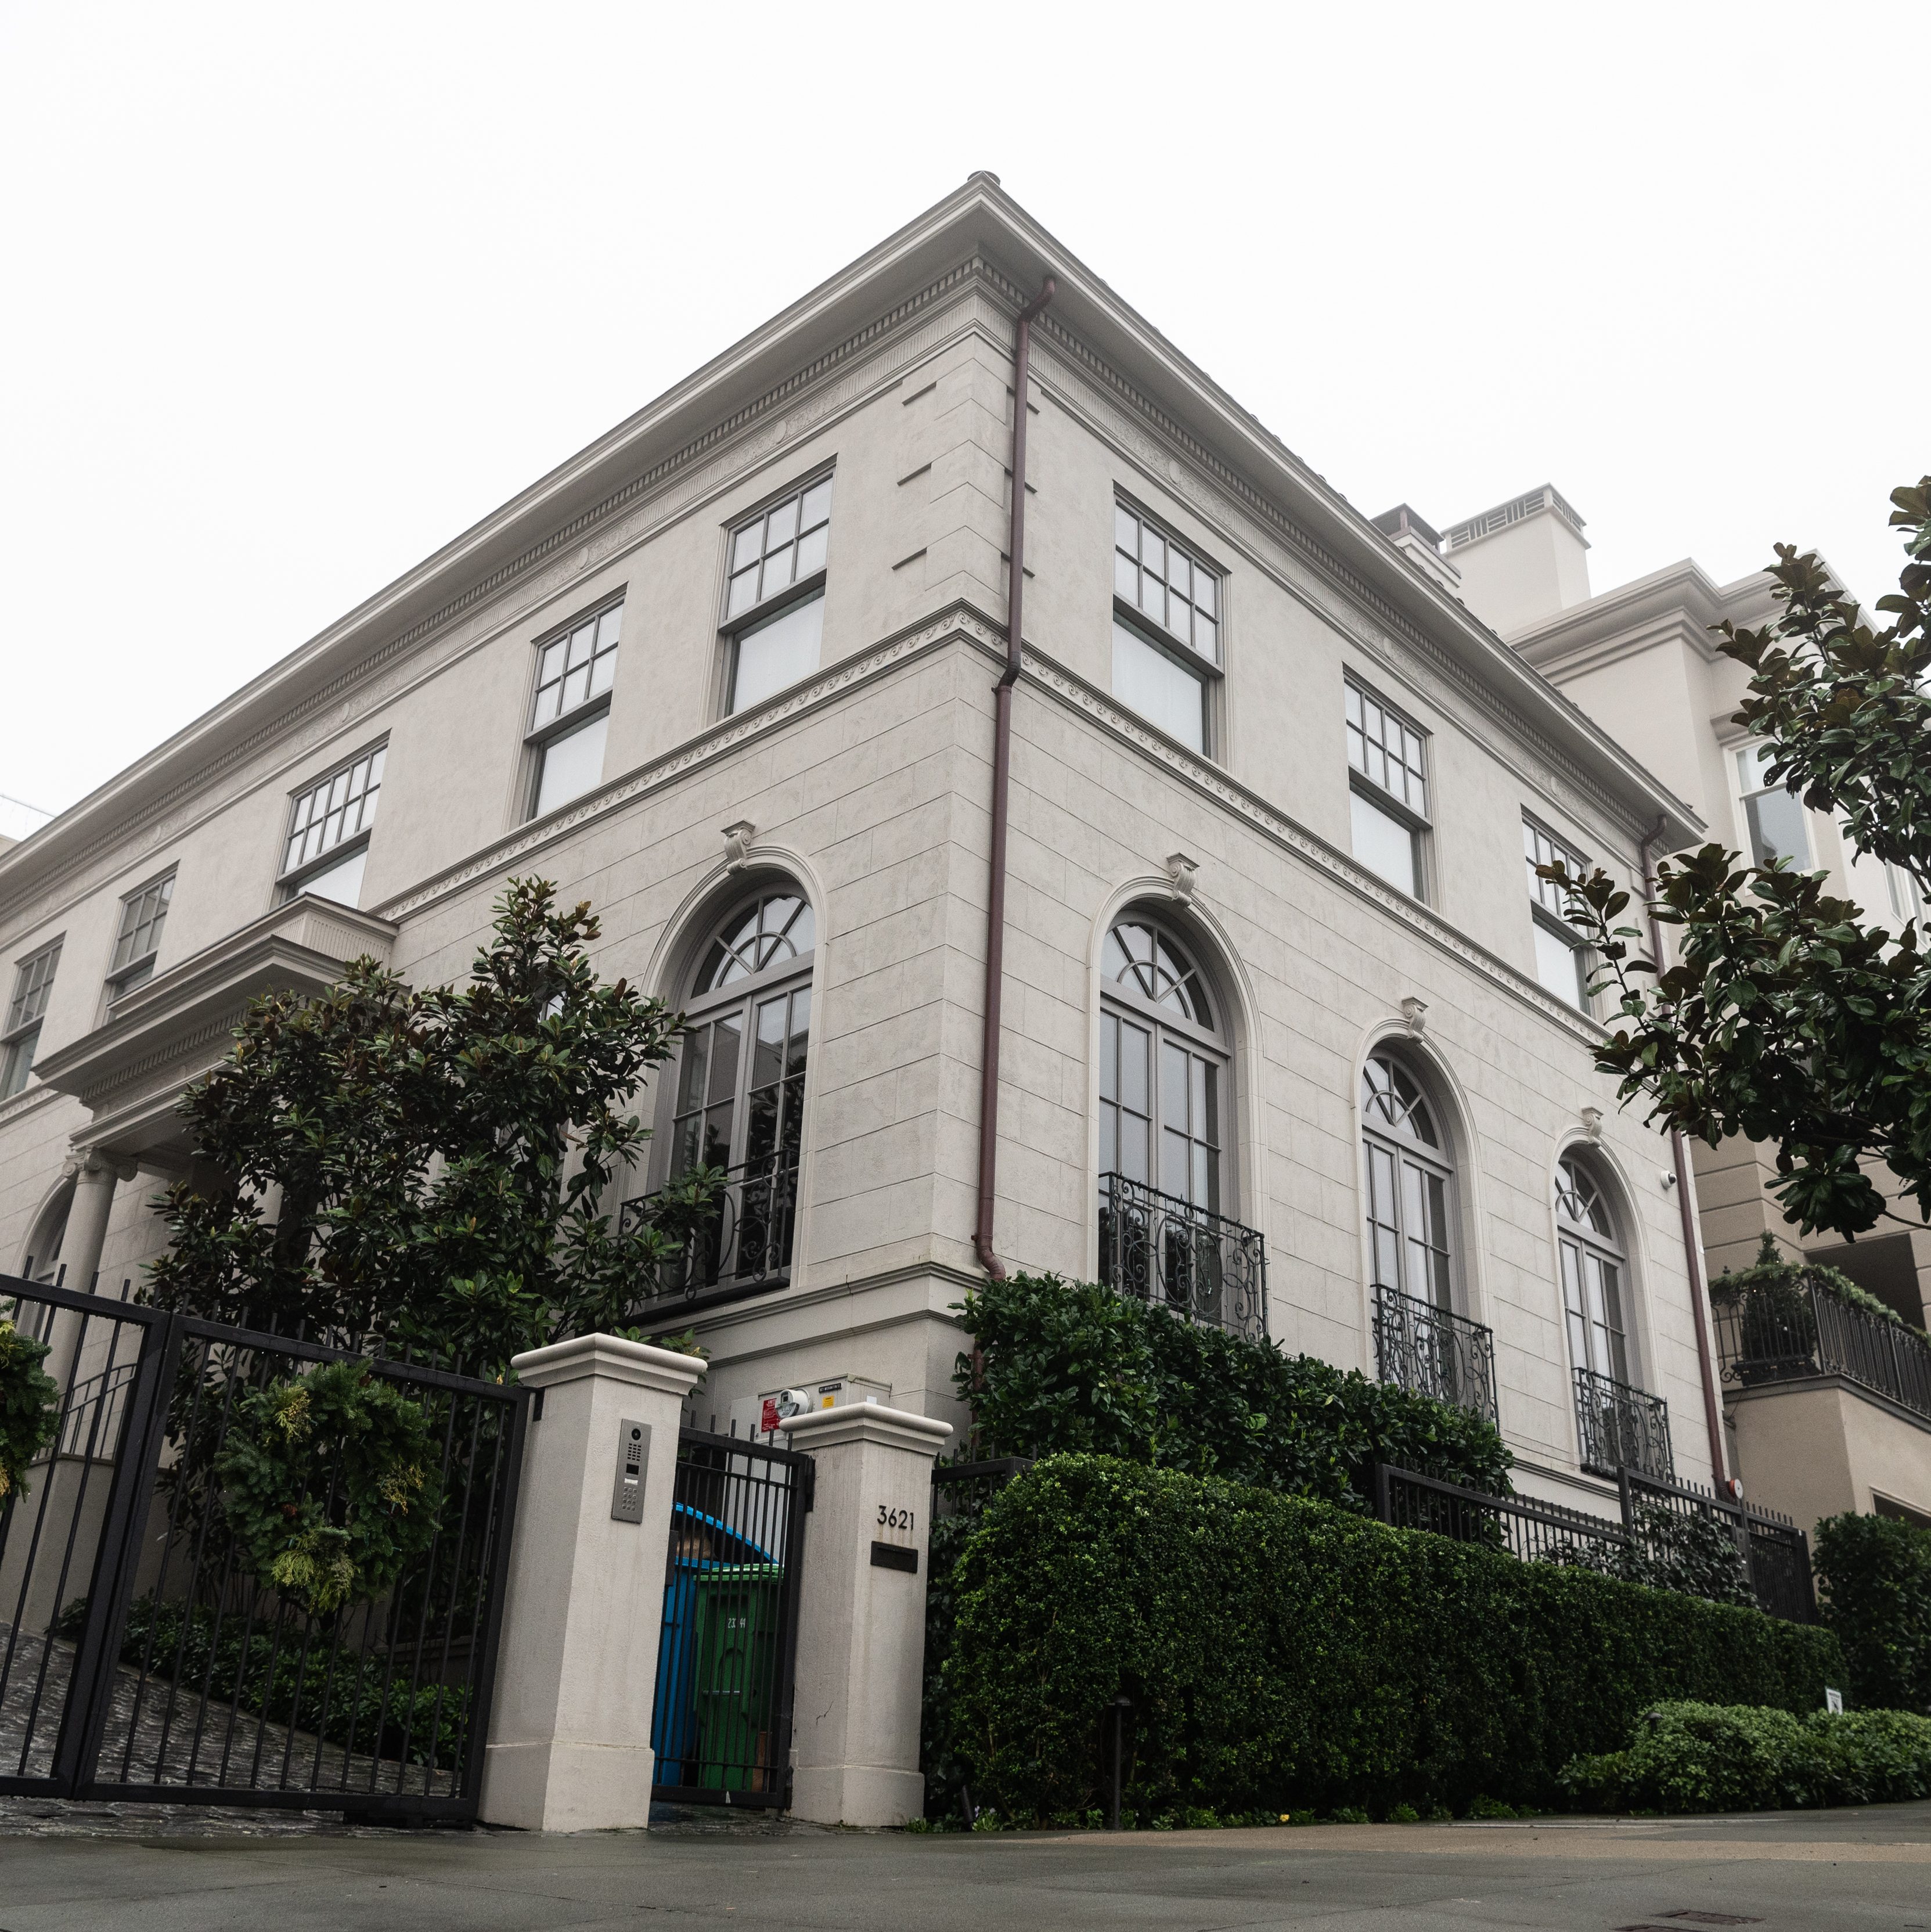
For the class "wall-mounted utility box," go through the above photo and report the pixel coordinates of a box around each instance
[728,1375,891,1444]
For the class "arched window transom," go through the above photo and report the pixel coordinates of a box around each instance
[697,892,815,992]
[1361,1048,1454,1310]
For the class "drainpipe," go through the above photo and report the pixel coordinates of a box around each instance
[1639,818,1731,1490]
[973,278,1056,1280]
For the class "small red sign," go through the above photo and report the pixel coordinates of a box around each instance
[761,1398,781,1435]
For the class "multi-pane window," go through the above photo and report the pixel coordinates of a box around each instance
[528,600,623,819]
[1523,816,1589,1009]
[1111,503,1220,755]
[282,746,385,906]
[109,873,174,996]
[726,476,833,715]
[1735,742,1811,870]
[1361,1050,1454,1311]
[1098,917,1224,1210]
[1,939,61,1099]
[1346,678,1428,898]
[658,890,816,1291]
[1557,1156,1630,1386]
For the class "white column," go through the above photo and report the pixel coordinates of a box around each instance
[780,1402,952,1827]
[45,1149,134,1391]
[478,1333,704,1833]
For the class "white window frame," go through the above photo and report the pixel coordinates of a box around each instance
[1345,675,1431,900]
[279,742,387,905]
[1731,739,1813,871]
[1111,498,1223,755]
[2,937,62,1099]
[1523,814,1591,1010]
[107,872,175,1000]
[721,472,834,715]
[525,595,624,820]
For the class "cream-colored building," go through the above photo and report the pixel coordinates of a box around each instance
[0,177,1721,1514]
[1413,482,1931,1528]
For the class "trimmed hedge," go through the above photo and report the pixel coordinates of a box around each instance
[1815,1512,1931,1714]
[1562,1700,1931,1812]
[955,1272,1511,1506]
[946,1456,1843,1823]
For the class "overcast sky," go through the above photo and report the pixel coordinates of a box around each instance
[3,2,1923,831]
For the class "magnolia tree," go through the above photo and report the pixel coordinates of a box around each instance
[146,876,715,1376]
[1552,480,1931,1243]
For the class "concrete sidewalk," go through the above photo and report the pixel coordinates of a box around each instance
[4,1801,1930,1930]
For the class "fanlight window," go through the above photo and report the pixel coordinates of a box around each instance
[1361,1049,1454,1311]
[1103,919,1212,1028]
[1557,1154,1630,1385]
[697,892,815,992]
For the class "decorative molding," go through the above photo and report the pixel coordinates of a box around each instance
[1579,1105,1605,1142]
[722,821,756,872]
[1162,852,1198,901]
[1400,997,1430,1037]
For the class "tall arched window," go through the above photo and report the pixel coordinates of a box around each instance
[1361,1049,1454,1311]
[1096,913,1263,1339]
[1098,915,1224,1208]
[658,888,815,1292]
[1557,1155,1629,1384]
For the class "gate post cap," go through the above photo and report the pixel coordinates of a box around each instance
[509,1332,707,1395]
[779,1402,953,1453]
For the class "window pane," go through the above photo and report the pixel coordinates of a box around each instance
[1100,1010,1118,1103]
[1745,787,1811,868]
[596,606,623,651]
[533,710,609,816]
[732,523,764,573]
[1115,503,1138,554]
[1112,622,1205,753]
[732,594,824,713]
[1115,549,1139,602]
[795,523,828,578]
[1119,1018,1150,1118]
[799,477,833,531]
[1534,920,1585,1007]
[727,566,760,618]
[1350,790,1417,895]
[765,496,799,547]
[297,845,367,909]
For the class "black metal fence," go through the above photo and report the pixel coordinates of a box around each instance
[1375,1461,1815,1624]
[650,1425,810,1809]
[1096,1172,1267,1341]
[622,1154,798,1320]
[1712,1271,1931,1420]
[1372,1284,1498,1426]
[1573,1365,1674,1479]
[1,1271,525,1817]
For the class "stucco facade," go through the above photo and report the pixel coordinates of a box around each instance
[0,178,1719,1510]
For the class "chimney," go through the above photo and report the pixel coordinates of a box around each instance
[1439,485,1591,634]
[1371,504,1463,600]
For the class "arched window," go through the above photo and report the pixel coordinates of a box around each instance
[1556,1154,1629,1385]
[1361,1049,1454,1311]
[659,888,815,1291]
[1098,915,1224,1209]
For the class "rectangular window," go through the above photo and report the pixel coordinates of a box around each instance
[527,599,623,817]
[109,873,174,997]
[282,744,386,906]
[725,476,832,713]
[1,938,61,1099]
[1523,816,1590,1009]
[1345,678,1428,897]
[1735,742,1811,869]
[1114,502,1219,664]
[1113,618,1207,753]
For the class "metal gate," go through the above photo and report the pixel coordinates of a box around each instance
[650,1426,810,1808]
[0,1271,526,1818]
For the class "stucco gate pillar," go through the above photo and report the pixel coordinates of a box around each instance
[780,1402,952,1827]
[480,1334,704,1832]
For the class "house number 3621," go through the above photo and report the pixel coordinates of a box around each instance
[877,1505,914,1533]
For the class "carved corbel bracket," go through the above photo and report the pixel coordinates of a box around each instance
[722,820,757,872]
[1399,996,1429,1037]
[1163,851,1199,902]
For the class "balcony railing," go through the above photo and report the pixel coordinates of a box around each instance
[1096,1172,1267,1342]
[1372,1283,1498,1427]
[621,1153,798,1314]
[1573,1365,1674,1480]
[1711,1269,1931,1421]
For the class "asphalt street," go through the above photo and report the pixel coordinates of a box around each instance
[4,1800,1930,1931]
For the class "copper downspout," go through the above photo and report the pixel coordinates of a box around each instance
[973,278,1056,1279]
[1640,817,1731,1488]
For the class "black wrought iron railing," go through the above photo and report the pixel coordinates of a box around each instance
[622,1154,798,1315]
[1711,1271,1931,1421]
[1096,1172,1266,1342]
[1573,1365,1674,1480]
[1372,1283,1498,1426]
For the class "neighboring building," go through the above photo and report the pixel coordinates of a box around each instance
[1405,483,1931,1528]
[0,177,1719,1517]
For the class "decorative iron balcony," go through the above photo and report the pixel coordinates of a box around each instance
[1096,1172,1267,1342]
[621,1153,798,1314]
[1711,1269,1931,1422]
[1573,1365,1674,1480]
[1372,1283,1498,1427]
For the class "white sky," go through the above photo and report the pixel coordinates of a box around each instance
[3,1,1925,825]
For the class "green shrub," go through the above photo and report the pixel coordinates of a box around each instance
[955,1272,1511,1506]
[945,1455,1842,1825]
[1814,1512,1931,1713]
[1559,1700,1931,1812]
